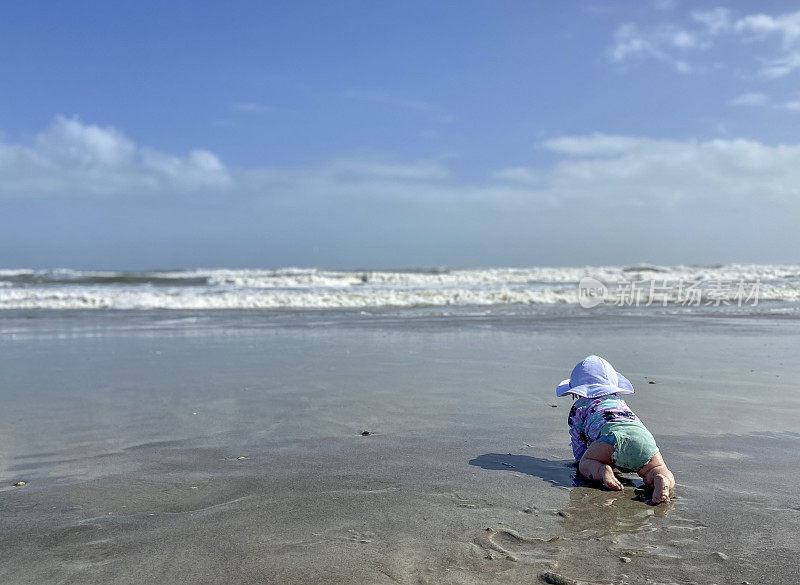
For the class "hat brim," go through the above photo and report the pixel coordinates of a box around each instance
[556,379,573,397]
[555,373,635,398]
[616,373,635,393]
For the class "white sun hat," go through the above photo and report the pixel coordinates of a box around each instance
[556,355,635,398]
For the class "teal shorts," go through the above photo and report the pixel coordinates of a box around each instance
[596,421,659,472]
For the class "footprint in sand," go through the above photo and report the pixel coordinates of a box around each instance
[36,523,115,565]
[453,493,493,509]
[345,528,375,544]
[475,527,562,565]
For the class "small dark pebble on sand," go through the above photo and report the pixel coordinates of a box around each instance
[557,510,571,518]
[648,380,656,384]
[620,556,632,563]
[361,431,371,436]
[523,508,533,514]
[540,572,581,585]
[550,404,558,408]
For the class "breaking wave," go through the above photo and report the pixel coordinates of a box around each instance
[0,265,798,310]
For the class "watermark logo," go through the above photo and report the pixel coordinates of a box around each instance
[577,277,761,308]
[578,277,609,308]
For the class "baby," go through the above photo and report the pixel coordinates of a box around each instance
[557,355,675,504]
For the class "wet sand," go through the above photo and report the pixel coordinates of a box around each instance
[1,311,799,584]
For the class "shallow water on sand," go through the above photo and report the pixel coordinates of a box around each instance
[1,311,798,584]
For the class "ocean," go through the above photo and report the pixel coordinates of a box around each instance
[1,264,798,314]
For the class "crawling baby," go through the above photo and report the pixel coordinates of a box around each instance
[557,355,675,504]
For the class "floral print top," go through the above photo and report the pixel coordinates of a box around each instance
[567,394,641,461]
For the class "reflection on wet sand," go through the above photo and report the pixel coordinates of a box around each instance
[559,484,674,539]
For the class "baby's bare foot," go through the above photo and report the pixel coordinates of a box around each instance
[601,465,623,491]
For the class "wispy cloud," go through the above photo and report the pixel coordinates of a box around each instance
[491,167,541,185]
[729,92,768,107]
[607,22,708,72]
[727,92,800,112]
[342,88,434,112]
[691,8,732,35]
[611,8,800,78]
[342,88,454,123]
[759,51,800,78]
[731,10,800,78]
[783,99,800,111]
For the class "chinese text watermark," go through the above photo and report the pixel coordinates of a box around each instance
[578,277,761,309]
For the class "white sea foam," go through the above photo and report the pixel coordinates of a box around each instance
[0,265,797,310]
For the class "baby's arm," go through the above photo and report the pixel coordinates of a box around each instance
[638,452,675,504]
[578,441,623,491]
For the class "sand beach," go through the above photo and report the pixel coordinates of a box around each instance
[1,307,798,584]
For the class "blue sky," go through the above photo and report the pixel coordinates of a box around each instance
[1,1,800,269]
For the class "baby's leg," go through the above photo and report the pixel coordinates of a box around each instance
[579,441,623,491]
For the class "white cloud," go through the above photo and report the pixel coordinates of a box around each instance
[734,11,800,48]
[322,158,450,180]
[607,23,708,72]
[36,115,136,167]
[727,92,800,111]
[691,8,732,35]
[729,92,769,106]
[537,134,800,210]
[543,134,649,156]
[783,100,800,111]
[608,23,652,62]
[494,135,800,212]
[0,116,231,197]
[760,50,800,78]
[728,10,800,77]
[612,8,800,78]
[669,29,701,48]
[3,119,800,224]
[492,167,541,184]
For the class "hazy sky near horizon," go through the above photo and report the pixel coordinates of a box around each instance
[2,1,800,269]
